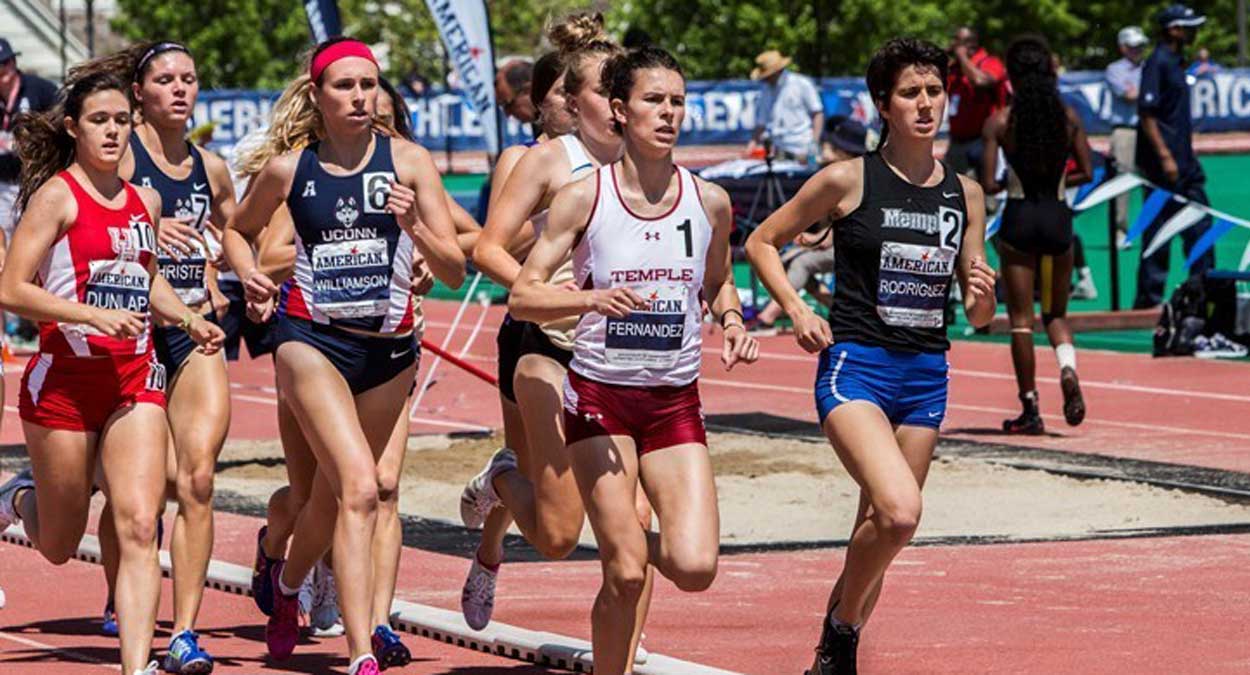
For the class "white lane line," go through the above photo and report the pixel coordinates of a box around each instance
[0,630,120,670]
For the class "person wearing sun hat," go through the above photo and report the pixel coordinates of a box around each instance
[746,49,824,163]
[1134,3,1213,308]
[1105,25,1148,243]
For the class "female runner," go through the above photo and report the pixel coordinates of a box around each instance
[222,38,463,675]
[0,71,223,675]
[459,45,581,625]
[745,38,996,674]
[981,35,1090,434]
[77,41,237,672]
[462,22,668,663]
[511,45,758,675]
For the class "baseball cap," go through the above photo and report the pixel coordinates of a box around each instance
[1117,26,1149,48]
[0,38,20,63]
[1157,4,1206,28]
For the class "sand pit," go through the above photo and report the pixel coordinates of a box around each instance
[213,432,1250,548]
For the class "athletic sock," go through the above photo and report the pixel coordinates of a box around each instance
[476,551,500,572]
[1020,390,1040,414]
[828,612,860,632]
[278,572,302,598]
[1055,343,1077,371]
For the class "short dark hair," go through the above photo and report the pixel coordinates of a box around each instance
[502,59,533,93]
[866,37,948,104]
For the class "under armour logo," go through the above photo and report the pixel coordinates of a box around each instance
[301,181,317,197]
[582,412,604,423]
[645,232,660,241]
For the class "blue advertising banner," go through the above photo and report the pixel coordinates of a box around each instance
[193,69,1250,155]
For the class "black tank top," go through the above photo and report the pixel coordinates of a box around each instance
[827,152,967,353]
[128,136,214,305]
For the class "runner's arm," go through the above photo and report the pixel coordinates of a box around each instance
[255,204,296,283]
[474,144,556,287]
[701,179,759,370]
[222,153,295,296]
[980,110,1006,194]
[955,175,996,328]
[395,141,465,289]
[1065,106,1094,187]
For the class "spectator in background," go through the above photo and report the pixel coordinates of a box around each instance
[1187,47,1222,76]
[748,117,870,333]
[0,37,57,352]
[746,50,824,164]
[1135,4,1214,308]
[0,38,57,243]
[1106,26,1149,246]
[495,58,536,125]
[404,71,431,97]
[946,26,1007,175]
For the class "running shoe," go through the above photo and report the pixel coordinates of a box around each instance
[0,469,34,531]
[460,556,498,630]
[252,526,278,617]
[163,630,213,674]
[0,584,6,609]
[101,602,119,637]
[135,661,161,675]
[264,562,301,661]
[371,624,412,670]
[1193,333,1249,359]
[1060,366,1086,427]
[309,559,340,632]
[806,616,859,675]
[348,655,381,675]
[459,448,517,530]
[1002,409,1045,435]
[1071,268,1098,300]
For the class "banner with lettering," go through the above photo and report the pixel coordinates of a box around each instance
[422,0,500,154]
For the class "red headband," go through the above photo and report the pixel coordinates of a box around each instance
[310,40,377,82]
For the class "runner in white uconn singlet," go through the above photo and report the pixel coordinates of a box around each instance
[571,163,711,387]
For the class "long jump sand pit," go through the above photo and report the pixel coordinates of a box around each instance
[214,432,1250,548]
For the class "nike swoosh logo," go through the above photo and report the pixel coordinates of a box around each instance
[391,349,411,360]
[193,182,208,191]
[942,191,959,199]
[928,411,942,418]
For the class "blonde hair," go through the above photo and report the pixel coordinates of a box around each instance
[546,12,621,97]
[236,74,321,178]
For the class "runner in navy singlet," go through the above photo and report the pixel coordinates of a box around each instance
[747,39,996,675]
[0,71,222,675]
[221,38,464,675]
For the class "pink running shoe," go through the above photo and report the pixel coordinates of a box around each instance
[348,655,381,675]
[264,561,300,661]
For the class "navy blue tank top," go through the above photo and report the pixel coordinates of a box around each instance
[281,133,415,334]
[128,136,214,305]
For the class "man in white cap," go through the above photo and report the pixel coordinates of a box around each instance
[1105,26,1149,246]
[746,50,823,164]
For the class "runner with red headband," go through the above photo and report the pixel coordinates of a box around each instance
[223,37,465,675]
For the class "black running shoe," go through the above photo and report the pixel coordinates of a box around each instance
[806,619,859,675]
[1059,367,1085,427]
[1002,409,1045,435]
[252,526,278,616]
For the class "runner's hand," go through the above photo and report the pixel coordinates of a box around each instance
[87,307,146,339]
[587,287,645,318]
[411,258,435,296]
[158,216,206,261]
[209,285,230,318]
[187,316,225,354]
[243,269,279,304]
[1161,155,1180,184]
[386,181,418,230]
[247,297,275,323]
[965,256,996,307]
[791,304,832,354]
[721,324,759,370]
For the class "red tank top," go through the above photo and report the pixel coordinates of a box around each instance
[37,170,157,357]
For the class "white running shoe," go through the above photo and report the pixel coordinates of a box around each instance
[310,558,340,631]
[1194,333,1249,359]
[460,557,497,631]
[0,584,6,609]
[0,469,34,531]
[635,634,649,664]
[459,448,517,530]
[134,660,160,675]
[1071,268,1098,301]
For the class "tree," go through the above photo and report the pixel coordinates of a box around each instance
[111,0,310,89]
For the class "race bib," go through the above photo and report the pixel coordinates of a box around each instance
[158,240,208,306]
[876,242,955,328]
[310,238,391,319]
[82,260,151,334]
[604,285,686,369]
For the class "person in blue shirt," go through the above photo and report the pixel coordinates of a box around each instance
[1105,26,1148,243]
[1187,47,1222,76]
[1134,3,1214,309]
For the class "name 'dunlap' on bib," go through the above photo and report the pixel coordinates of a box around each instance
[606,284,687,369]
[82,260,151,334]
[876,242,955,328]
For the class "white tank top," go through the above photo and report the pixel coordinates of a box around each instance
[570,163,712,388]
[532,134,597,350]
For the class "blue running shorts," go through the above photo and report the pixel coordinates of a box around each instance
[814,341,949,429]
